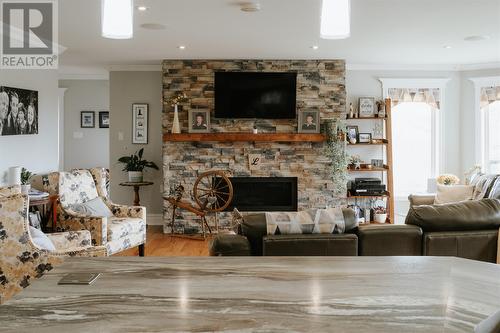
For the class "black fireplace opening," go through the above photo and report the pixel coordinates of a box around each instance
[220,177,298,212]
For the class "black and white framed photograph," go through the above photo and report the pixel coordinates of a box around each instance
[358,97,376,118]
[358,133,372,143]
[99,111,109,128]
[0,86,38,136]
[298,110,320,133]
[371,159,384,168]
[346,125,359,142]
[132,103,149,144]
[188,110,210,133]
[81,111,95,128]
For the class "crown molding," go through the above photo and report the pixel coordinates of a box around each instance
[107,64,162,71]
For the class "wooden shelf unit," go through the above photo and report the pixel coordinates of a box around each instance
[346,98,395,223]
[163,133,326,143]
[348,165,389,172]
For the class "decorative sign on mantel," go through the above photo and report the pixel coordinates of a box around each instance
[248,154,262,170]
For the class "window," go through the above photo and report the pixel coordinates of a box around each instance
[392,102,439,197]
[481,100,500,174]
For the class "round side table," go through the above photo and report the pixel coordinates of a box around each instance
[119,182,153,206]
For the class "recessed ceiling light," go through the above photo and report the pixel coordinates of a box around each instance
[240,2,261,12]
[443,45,452,49]
[311,45,319,50]
[137,6,148,11]
[464,35,490,42]
[140,23,166,30]
[321,0,350,39]
[178,45,186,50]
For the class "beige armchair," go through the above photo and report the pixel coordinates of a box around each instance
[31,168,146,256]
[0,186,106,303]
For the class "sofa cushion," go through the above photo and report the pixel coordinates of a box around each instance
[107,217,146,241]
[405,198,500,232]
[423,230,498,263]
[69,197,113,217]
[357,224,422,256]
[263,233,358,256]
[434,184,473,204]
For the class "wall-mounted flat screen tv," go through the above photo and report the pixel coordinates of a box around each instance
[214,72,297,119]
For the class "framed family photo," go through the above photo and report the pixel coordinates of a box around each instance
[132,103,149,144]
[188,110,210,133]
[0,86,39,136]
[298,111,320,133]
[346,125,359,142]
[81,111,95,128]
[99,111,109,128]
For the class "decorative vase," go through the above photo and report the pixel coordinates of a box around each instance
[21,184,31,194]
[171,104,181,134]
[128,171,143,183]
[374,213,387,223]
[354,162,361,170]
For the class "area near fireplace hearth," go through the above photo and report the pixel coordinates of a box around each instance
[162,60,346,234]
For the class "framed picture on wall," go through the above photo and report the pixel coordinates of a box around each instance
[132,103,148,144]
[188,110,210,133]
[0,86,39,136]
[99,111,109,128]
[81,111,95,128]
[298,110,320,133]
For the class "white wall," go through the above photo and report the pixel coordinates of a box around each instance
[346,69,462,176]
[0,69,60,185]
[58,80,110,170]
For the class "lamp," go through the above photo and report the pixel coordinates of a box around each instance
[102,0,133,39]
[320,0,351,39]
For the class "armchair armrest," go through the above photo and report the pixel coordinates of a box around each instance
[47,230,92,251]
[58,208,108,246]
[109,203,146,219]
[408,194,436,207]
[50,245,107,257]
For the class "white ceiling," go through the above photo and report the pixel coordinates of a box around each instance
[59,0,500,70]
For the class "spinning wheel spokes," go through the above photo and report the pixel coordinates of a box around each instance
[193,170,233,212]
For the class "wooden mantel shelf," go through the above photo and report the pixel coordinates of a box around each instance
[163,133,327,143]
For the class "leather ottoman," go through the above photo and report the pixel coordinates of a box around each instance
[209,234,251,256]
[357,224,423,256]
[262,233,358,256]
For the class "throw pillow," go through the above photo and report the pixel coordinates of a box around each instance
[434,184,474,204]
[69,197,114,217]
[29,226,56,251]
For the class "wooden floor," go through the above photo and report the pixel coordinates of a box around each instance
[113,226,211,256]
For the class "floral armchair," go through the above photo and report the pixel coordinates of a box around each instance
[31,168,146,256]
[0,185,106,303]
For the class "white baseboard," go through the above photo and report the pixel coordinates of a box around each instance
[147,214,163,226]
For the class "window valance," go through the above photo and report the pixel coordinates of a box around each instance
[480,86,500,108]
[388,88,441,109]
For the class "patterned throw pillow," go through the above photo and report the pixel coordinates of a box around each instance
[69,197,113,217]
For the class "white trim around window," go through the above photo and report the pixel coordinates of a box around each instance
[379,78,450,176]
[470,76,500,172]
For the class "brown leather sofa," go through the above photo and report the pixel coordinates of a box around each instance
[210,199,500,263]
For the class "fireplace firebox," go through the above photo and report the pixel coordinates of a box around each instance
[220,177,298,212]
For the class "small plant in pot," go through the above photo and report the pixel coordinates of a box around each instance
[373,206,387,223]
[20,168,34,194]
[118,148,159,182]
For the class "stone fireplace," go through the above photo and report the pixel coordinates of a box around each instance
[162,60,346,234]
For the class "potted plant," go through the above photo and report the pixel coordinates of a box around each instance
[373,206,387,223]
[118,148,159,182]
[20,168,34,194]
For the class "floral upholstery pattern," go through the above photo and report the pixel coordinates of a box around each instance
[0,193,106,304]
[31,168,146,256]
[46,230,92,250]
[0,185,21,197]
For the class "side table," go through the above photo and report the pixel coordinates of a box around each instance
[29,194,58,232]
[119,182,153,206]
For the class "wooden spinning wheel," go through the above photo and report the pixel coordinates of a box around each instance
[193,171,233,212]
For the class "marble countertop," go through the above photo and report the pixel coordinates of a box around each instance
[2,256,500,333]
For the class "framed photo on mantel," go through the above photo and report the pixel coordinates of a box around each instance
[132,103,148,144]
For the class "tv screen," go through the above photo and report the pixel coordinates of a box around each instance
[214,72,297,119]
